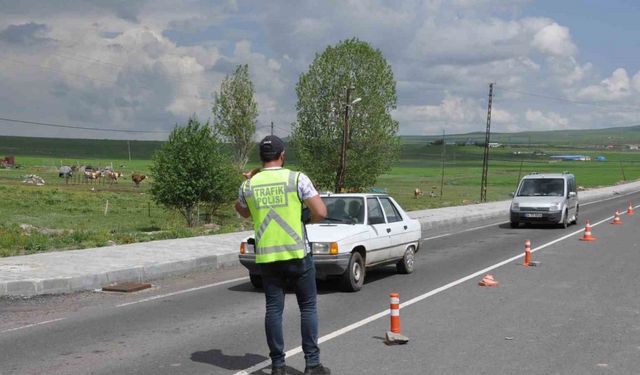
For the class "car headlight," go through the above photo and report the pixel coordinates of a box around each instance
[550,202,562,211]
[312,242,339,255]
[511,202,519,210]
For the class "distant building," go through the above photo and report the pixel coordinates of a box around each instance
[549,155,591,161]
[626,144,640,150]
[488,142,501,148]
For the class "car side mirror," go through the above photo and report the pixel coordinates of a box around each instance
[568,191,576,198]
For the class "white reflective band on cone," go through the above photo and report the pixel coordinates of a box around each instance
[391,297,400,304]
[390,309,400,316]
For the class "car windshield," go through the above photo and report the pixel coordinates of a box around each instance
[321,197,365,224]
[517,178,565,197]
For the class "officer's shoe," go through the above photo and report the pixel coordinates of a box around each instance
[271,366,286,375]
[304,364,331,374]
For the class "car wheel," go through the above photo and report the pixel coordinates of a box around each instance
[396,246,415,274]
[340,252,365,292]
[572,205,579,225]
[561,210,569,229]
[249,274,262,289]
[510,221,519,228]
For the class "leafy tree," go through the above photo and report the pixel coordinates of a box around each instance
[150,117,239,227]
[292,38,400,192]
[212,64,258,169]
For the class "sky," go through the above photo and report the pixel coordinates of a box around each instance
[0,0,639,140]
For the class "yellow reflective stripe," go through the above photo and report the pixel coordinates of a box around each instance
[255,209,303,246]
[257,244,305,254]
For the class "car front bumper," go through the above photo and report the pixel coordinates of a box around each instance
[239,253,351,279]
[510,210,562,224]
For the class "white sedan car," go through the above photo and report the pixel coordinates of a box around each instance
[239,193,422,292]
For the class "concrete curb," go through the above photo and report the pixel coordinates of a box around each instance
[2,180,640,297]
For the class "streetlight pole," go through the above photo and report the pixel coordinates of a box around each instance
[335,86,357,193]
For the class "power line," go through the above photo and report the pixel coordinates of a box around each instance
[50,51,197,81]
[498,87,639,111]
[0,116,169,134]
[5,57,117,85]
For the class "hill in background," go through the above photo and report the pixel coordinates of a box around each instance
[403,125,640,146]
[2,125,640,161]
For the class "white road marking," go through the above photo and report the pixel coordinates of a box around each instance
[1,318,66,334]
[233,214,616,375]
[116,276,249,307]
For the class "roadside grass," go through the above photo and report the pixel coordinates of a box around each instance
[2,147,640,256]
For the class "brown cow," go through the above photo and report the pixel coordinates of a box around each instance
[131,173,146,187]
[105,171,123,184]
[84,170,102,183]
[414,188,423,199]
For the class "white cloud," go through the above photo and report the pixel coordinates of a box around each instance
[531,22,577,57]
[578,68,631,101]
[525,109,569,130]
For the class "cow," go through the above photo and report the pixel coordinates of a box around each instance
[414,188,423,199]
[84,170,102,183]
[105,171,123,184]
[58,166,73,178]
[131,173,146,187]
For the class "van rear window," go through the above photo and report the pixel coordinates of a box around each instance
[518,178,565,197]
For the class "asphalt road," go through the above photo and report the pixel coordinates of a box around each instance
[1,191,640,375]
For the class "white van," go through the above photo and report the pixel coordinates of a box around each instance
[509,172,578,228]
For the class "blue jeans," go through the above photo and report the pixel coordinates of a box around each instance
[259,254,319,368]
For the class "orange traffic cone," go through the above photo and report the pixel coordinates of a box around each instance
[523,240,532,267]
[579,220,596,241]
[627,202,635,216]
[385,293,409,344]
[478,274,499,287]
[611,210,623,225]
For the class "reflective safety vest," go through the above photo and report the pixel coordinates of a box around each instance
[242,168,305,263]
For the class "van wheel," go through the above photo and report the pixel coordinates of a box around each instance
[340,252,365,292]
[249,274,262,289]
[572,206,579,225]
[510,221,519,228]
[561,210,569,229]
[396,246,415,274]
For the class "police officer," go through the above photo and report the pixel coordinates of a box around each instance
[235,135,330,375]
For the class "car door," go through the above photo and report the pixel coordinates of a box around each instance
[379,197,410,259]
[366,197,391,264]
[567,177,578,220]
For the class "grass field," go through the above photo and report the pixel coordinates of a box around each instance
[2,135,640,257]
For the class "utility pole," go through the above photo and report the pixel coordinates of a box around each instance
[270,121,274,136]
[480,83,494,203]
[440,129,446,199]
[127,139,131,162]
[335,86,353,193]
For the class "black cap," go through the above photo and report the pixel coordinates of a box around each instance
[259,135,285,160]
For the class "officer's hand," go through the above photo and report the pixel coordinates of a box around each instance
[242,168,261,180]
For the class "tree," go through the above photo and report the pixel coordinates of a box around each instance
[150,116,239,227]
[212,64,258,169]
[292,38,400,192]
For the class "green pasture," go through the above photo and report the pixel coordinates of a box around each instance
[2,145,640,256]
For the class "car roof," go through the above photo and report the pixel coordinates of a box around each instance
[319,192,389,198]
[522,173,574,179]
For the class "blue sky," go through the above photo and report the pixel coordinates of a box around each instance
[0,0,639,140]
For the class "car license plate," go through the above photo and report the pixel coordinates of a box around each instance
[525,213,543,218]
